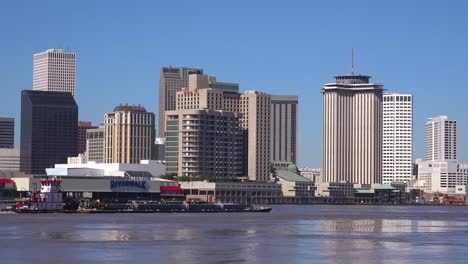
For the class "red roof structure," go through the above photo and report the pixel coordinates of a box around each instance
[0,179,14,184]
[160,186,183,191]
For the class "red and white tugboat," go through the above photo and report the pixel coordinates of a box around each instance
[20,177,64,212]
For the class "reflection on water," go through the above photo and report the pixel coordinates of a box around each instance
[1,206,467,264]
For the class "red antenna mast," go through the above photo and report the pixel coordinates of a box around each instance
[352,48,354,75]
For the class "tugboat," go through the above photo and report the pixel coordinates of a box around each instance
[16,177,64,212]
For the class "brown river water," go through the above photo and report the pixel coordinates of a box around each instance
[0,205,467,263]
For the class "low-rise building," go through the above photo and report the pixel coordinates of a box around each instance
[275,164,314,198]
[50,160,166,178]
[13,173,178,201]
[180,181,283,204]
[67,153,87,164]
[418,160,468,195]
[317,182,354,202]
[299,167,321,182]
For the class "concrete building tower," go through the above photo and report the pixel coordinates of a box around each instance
[322,74,383,185]
[77,121,97,154]
[86,126,104,163]
[425,115,457,162]
[33,49,76,97]
[104,105,155,164]
[270,95,298,169]
[240,91,272,182]
[158,66,203,138]
[382,93,413,183]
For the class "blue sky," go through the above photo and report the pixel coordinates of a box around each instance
[1,0,467,167]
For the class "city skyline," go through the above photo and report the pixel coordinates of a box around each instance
[1,1,468,167]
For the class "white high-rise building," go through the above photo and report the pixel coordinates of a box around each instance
[425,116,457,162]
[33,49,76,97]
[382,93,413,183]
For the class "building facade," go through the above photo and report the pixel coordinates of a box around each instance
[153,137,165,161]
[171,73,273,181]
[240,91,272,181]
[158,66,203,137]
[425,116,457,162]
[0,117,14,149]
[20,90,78,175]
[33,49,76,97]
[0,148,20,171]
[322,74,383,185]
[165,109,244,178]
[78,121,97,154]
[299,167,322,182]
[271,95,298,168]
[382,93,413,183]
[418,160,468,195]
[180,181,283,204]
[86,126,104,163]
[104,105,155,164]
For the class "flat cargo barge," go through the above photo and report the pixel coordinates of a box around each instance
[2,204,272,214]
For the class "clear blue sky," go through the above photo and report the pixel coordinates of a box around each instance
[1,0,467,167]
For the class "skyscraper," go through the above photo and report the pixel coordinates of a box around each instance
[322,75,383,185]
[104,105,155,164]
[382,93,413,183]
[0,117,14,148]
[425,116,457,161]
[20,91,78,175]
[270,95,298,168]
[78,121,97,154]
[158,66,203,137]
[33,49,76,97]
[240,91,272,182]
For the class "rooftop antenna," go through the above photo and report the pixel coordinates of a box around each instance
[352,48,354,75]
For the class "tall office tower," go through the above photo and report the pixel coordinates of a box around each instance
[382,93,413,184]
[86,126,104,163]
[322,75,383,185]
[33,49,76,97]
[0,117,14,148]
[77,121,97,154]
[240,91,272,182]
[270,95,298,168]
[104,105,155,164]
[20,91,78,175]
[165,109,244,178]
[425,116,457,162]
[158,66,203,137]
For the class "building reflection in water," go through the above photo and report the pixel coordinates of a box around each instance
[317,218,457,264]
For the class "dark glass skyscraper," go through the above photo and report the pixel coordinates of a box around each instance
[20,90,78,175]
